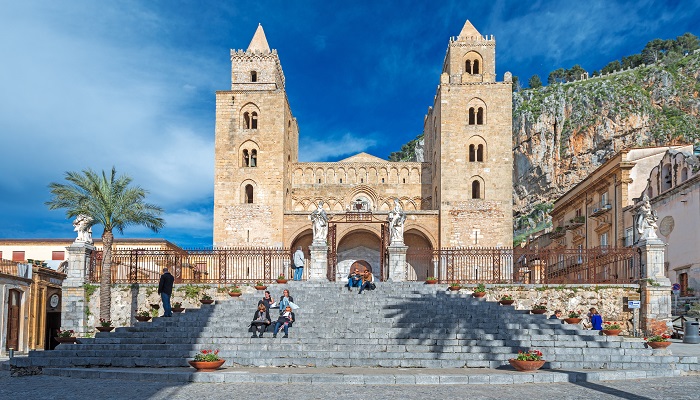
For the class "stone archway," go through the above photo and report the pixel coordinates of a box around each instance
[405,229,433,281]
[336,230,381,281]
[290,229,313,280]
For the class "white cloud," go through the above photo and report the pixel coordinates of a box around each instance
[299,132,378,162]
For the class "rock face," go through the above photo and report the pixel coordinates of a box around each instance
[513,52,700,215]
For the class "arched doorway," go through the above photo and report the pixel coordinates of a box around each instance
[405,230,434,281]
[290,229,313,281]
[336,230,381,281]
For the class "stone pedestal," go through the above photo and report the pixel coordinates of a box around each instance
[309,243,328,281]
[61,243,94,336]
[637,237,672,335]
[387,244,408,282]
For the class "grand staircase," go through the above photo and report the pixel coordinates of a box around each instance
[10,282,698,371]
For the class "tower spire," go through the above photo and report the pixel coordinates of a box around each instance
[247,23,271,52]
[458,20,481,40]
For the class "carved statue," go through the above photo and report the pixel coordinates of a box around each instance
[636,194,658,241]
[387,199,407,244]
[309,201,328,244]
[73,214,94,244]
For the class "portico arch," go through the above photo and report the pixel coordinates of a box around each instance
[405,229,434,281]
[336,229,381,281]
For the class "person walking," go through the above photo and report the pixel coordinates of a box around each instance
[293,246,305,281]
[158,267,175,317]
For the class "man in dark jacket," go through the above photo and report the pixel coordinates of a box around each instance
[158,267,175,317]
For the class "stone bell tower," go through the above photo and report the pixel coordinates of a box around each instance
[213,24,298,247]
[423,20,513,248]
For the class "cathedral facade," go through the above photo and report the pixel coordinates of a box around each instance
[213,20,513,279]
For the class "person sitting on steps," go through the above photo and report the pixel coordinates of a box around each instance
[278,289,294,314]
[273,306,295,338]
[347,267,363,291]
[358,269,375,294]
[258,290,275,311]
[250,303,271,338]
[589,307,603,331]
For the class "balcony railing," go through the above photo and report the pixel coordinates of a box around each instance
[589,201,612,217]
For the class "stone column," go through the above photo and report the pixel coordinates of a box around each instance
[61,243,95,336]
[637,237,672,335]
[387,244,408,282]
[308,243,328,281]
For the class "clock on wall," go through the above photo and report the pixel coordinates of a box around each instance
[49,294,60,308]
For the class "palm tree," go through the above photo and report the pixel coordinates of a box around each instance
[46,167,164,321]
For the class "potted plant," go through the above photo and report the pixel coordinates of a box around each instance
[472,283,486,298]
[509,349,545,371]
[425,276,438,284]
[188,349,225,372]
[601,321,622,336]
[135,310,152,322]
[499,294,515,305]
[276,274,288,284]
[228,287,242,297]
[54,328,77,344]
[172,301,184,313]
[254,282,267,290]
[200,294,214,304]
[564,310,582,324]
[96,318,114,332]
[645,334,672,349]
[448,281,461,291]
[531,302,548,314]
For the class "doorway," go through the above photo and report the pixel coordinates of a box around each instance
[45,312,62,350]
[6,290,21,351]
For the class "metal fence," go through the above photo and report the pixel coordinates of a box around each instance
[88,248,292,284]
[406,247,640,284]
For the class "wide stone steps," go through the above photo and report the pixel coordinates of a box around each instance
[11,282,697,372]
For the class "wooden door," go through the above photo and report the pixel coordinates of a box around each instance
[680,273,689,296]
[6,289,21,350]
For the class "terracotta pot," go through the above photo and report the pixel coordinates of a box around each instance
[425,279,438,284]
[54,337,77,344]
[531,309,547,314]
[602,329,621,336]
[647,341,672,349]
[172,307,185,313]
[276,279,288,284]
[472,291,486,298]
[188,359,226,372]
[448,286,461,291]
[95,326,114,332]
[255,286,267,290]
[499,299,515,305]
[508,359,545,372]
[200,299,214,304]
[135,316,151,322]
[228,292,242,297]
[564,317,582,324]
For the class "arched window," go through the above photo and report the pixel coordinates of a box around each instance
[473,60,480,74]
[477,144,484,162]
[244,112,251,129]
[661,163,672,191]
[468,108,476,125]
[251,71,257,82]
[469,144,476,162]
[681,167,688,182]
[245,184,254,204]
[471,180,481,199]
[648,186,654,198]
[250,150,257,167]
[465,60,472,74]
[243,150,250,167]
[477,108,484,125]
[251,112,258,130]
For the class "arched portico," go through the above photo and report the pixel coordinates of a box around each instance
[405,229,434,280]
[336,229,382,281]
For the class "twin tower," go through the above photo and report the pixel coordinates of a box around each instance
[213,20,513,260]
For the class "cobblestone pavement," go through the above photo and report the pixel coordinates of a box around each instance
[1,371,699,399]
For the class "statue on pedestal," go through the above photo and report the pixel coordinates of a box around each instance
[636,194,658,241]
[387,199,406,245]
[73,214,94,244]
[309,201,328,244]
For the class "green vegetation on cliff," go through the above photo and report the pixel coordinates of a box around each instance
[388,134,423,161]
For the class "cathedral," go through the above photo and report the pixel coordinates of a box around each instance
[213,20,513,280]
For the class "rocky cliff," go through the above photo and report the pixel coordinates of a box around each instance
[513,51,700,216]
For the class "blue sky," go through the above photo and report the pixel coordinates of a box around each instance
[1,0,699,248]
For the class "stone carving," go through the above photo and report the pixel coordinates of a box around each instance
[636,195,658,241]
[73,214,94,244]
[309,201,328,244]
[387,199,407,245]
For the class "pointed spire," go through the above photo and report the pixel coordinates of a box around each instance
[458,20,481,40]
[247,23,271,53]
